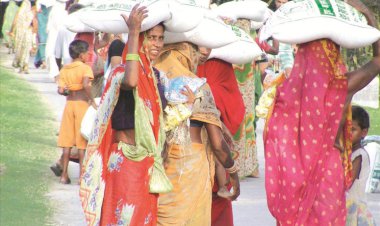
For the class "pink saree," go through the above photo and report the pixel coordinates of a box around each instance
[264,40,351,225]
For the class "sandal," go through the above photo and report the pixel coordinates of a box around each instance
[59,178,71,184]
[50,163,63,177]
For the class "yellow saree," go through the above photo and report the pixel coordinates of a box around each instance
[154,43,222,225]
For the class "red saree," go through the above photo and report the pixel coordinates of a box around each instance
[211,183,234,226]
[197,59,245,135]
[198,59,245,226]
[264,40,351,225]
[80,34,169,226]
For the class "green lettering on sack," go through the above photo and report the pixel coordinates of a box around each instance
[231,26,242,38]
[91,0,157,11]
[373,169,380,178]
[315,0,335,16]
[336,2,349,21]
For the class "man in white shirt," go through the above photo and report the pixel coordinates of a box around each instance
[54,3,84,77]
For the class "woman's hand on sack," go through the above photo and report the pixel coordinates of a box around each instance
[181,85,196,107]
[121,4,148,33]
[228,172,241,201]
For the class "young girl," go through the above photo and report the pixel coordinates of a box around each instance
[346,105,376,226]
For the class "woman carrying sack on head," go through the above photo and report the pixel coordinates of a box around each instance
[79,5,178,226]
[263,0,380,225]
[154,42,240,226]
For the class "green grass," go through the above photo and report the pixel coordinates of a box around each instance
[0,68,57,226]
[364,107,380,135]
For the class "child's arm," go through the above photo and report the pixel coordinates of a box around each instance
[57,72,69,96]
[83,77,96,109]
[349,155,362,188]
[205,124,240,201]
[215,158,228,188]
[57,86,68,96]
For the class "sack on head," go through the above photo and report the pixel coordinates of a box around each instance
[164,12,238,49]
[260,0,380,48]
[68,0,171,34]
[212,0,269,22]
[209,26,263,64]
[163,0,208,33]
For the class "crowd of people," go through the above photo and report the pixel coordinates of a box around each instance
[1,0,380,225]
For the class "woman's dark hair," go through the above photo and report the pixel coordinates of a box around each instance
[269,0,292,11]
[146,22,165,33]
[68,3,85,14]
[352,105,370,130]
[269,0,276,11]
[69,40,89,59]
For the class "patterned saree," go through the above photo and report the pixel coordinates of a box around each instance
[1,0,19,48]
[264,39,352,225]
[12,0,34,69]
[233,62,259,177]
[154,43,221,226]
[79,34,171,226]
[231,19,259,178]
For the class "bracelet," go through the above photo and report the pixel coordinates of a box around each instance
[126,53,140,61]
[226,161,239,174]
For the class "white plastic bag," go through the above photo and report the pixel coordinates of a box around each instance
[160,74,207,104]
[163,0,207,32]
[212,0,269,22]
[363,136,380,193]
[81,98,101,141]
[208,26,263,64]
[70,0,171,34]
[164,12,238,48]
[260,0,380,48]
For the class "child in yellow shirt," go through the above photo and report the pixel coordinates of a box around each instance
[57,40,96,184]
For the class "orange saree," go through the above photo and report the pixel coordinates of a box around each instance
[264,39,352,225]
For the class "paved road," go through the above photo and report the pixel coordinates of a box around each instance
[1,44,379,226]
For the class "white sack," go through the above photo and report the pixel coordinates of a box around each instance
[209,26,263,64]
[163,0,207,32]
[81,98,101,141]
[251,9,273,30]
[71,0,171,34]
[260,0,380,49]
[77,0,99,6]
[212,0,269,22]
[164,13,238,49]
[65,11,96,33]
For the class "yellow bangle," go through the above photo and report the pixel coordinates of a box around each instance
[126,53,140,61]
